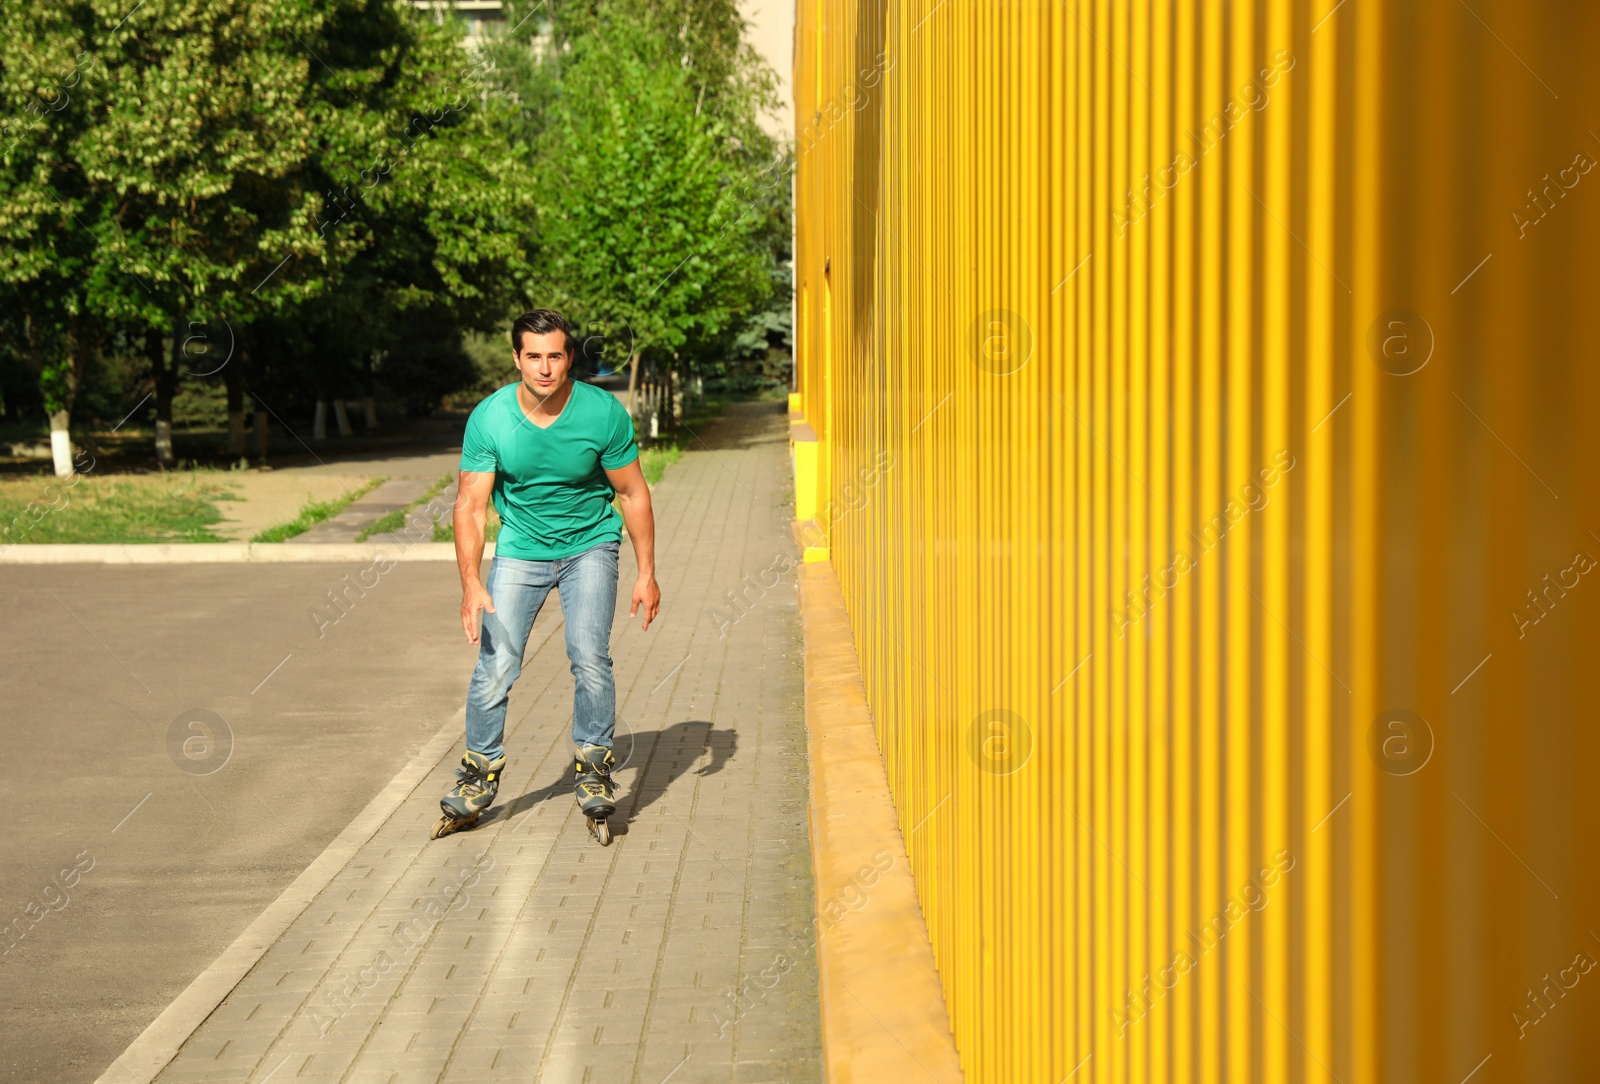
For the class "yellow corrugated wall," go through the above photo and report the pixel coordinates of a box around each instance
[793,1,1600,1081]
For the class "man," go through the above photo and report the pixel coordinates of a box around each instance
[432,309,660,846]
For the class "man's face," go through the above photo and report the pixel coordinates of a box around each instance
[513,329,571,397]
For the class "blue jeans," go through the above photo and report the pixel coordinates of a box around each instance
[464,539,619,763]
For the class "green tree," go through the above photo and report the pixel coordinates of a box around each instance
[66,0,342,465]
[529,0,777,416]
[1,0,529,469]
[274,6,532,438]
[0,5,108,475]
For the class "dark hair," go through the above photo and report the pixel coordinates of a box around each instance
[511,309,573,356]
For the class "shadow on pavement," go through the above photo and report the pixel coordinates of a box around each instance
[483,720,738,839]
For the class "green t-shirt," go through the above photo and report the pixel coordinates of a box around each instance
[458,379,639,560]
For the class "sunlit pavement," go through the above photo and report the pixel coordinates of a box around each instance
[0,402,820,1084]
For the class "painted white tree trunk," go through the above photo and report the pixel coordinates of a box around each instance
[363,396,377,429]
[313,400,328,440]
[333,400,353,437]
[626,351,641,419]
[155,420,174,465]
[49,411,72,478]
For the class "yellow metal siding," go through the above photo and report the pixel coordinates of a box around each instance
[796,2,1600,1081]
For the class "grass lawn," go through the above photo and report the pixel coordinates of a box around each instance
[252,477,386,543]
[637,444,683,485]
[0,470,243,545]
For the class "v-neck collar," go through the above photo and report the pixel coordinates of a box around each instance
[515,380,575,432]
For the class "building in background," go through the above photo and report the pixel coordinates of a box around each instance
[738,0,794,139]
[409,0,505,42]
[404,0,793,138]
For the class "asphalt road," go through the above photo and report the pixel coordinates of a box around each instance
[0,560,479,1084]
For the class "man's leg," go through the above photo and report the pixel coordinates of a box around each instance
[464,555,555,761]
[557,540,620,750]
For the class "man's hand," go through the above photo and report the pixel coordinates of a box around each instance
[454,470,496,643]
[631,573,661,630]
[462,582,497,644]
[605,459,658,631]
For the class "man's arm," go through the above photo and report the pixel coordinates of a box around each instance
[605,459,660,630]
[455,470,498,643]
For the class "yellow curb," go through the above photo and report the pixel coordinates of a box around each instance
[791,519,831,563]
[790,415,820,522]
[799,559,964,1083]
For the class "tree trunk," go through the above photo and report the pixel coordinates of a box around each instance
[149,326,177,467]
[313,400,328,440]
[42,318,88,477]
[253,409,269,464]
[225,351,246,457]
[363,351,378,429]
[49,410,73,478]
[155,422,173,467]
[649,366,660,437]
[333,399,353,437]
[626,351,641,419]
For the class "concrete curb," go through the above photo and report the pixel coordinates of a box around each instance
[92,708,468,1084]
[0,542,493,565]
[798,558,965,1083]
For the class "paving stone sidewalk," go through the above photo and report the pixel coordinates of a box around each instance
[362,480,457,547]
[289,478,440,544]
[153,401,820,1084]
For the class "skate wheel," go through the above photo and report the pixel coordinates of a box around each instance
[589,816,612,846]
[430,813,478,840]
